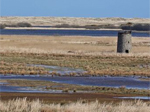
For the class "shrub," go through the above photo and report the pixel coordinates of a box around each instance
[17,22,32,27]
[54,24,120,29]
[0,24,5,29]
[85,24,120,29]
[85,25,100,29]
[132,23,150,31]
[54,24,83,28]
[5,22,32,27]
[121,23,150,31]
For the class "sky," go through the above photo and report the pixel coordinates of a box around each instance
[0,0,149,18]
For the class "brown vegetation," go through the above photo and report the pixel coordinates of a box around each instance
[0,52,150,76]
[0,98,150,112]
[0,35,149,76]
[0,61,49,75]
[0,35,149,54]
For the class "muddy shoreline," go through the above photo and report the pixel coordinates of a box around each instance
[1,92,148,103]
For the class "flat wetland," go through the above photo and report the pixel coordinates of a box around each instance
[0,35,150,76]
[0,34,150,111]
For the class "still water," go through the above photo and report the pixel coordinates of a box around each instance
[0,65,150,93]
[0,29,149,37]
[0,75,150,91]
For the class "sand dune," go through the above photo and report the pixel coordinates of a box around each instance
[0,17,150,26]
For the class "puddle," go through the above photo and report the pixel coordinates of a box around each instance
[0,85,63,93]
[138,64,150,69]
[28,64,87,75]
[18,87,63,93]
[115,97,150,100]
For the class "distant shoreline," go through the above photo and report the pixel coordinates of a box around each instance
[1,17,150,32]
[5,27,122,31]
[3,27,150,34]
[1,17,150,26]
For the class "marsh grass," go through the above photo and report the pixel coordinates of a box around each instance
[0,35,149,76]
[0,61,49,75]
[0,52,150,76]
[0,98,150,112]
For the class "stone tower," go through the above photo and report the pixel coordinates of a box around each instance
[117,30,132,53]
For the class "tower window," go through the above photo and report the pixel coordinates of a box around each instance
[125,50,129,53]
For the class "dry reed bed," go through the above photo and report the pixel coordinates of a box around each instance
[0,98,150,112]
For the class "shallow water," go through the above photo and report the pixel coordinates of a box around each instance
[0,75,150,89]
[0,29,149,37]
[0,65,150,93]
[28,64,86,75]
[115,96,150,100]
[0,85,62,93]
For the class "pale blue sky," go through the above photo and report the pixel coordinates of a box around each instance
[0,0,149,18]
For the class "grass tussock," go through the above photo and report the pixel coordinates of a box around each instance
[0,98,150,112]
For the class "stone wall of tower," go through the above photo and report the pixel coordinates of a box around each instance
[117,31,132,53]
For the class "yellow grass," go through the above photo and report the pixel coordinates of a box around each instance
[0,98,150,112]
[0,35,149,76]
[0,35,149,56]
